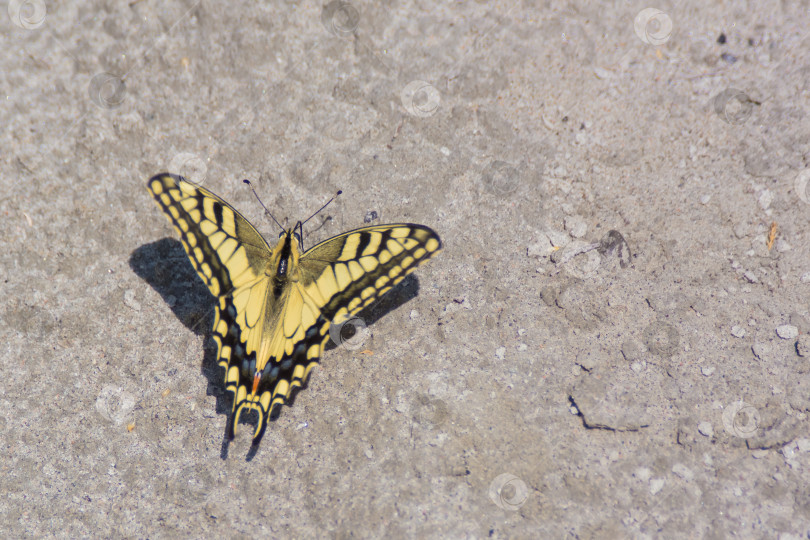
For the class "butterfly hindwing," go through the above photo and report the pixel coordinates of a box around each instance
[146,173,442,445]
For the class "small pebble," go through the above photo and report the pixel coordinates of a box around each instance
[495,347,506,361]
[752,342,770,361]
[650,478,665,495]
[731,326,746,338]
[758,189,773,210]
[564,216,587,238]
[801,272,810,284]
[634,467,651,481]
[631,362,644,372]
[698,421,714,437]
[744,271,758,283]
[776,325,799,340]
[798,439,810,453]
[781,443,798,460]
[701,366,715,376]
[700,194,711,205]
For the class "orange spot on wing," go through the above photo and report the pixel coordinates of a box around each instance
[252,373,261,395]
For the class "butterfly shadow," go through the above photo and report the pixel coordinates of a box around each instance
[129,240,229,438]
[130,238,422,460]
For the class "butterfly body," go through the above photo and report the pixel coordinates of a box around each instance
[147,174,441,444]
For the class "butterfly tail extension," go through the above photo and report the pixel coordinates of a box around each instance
[226,380,290,442]
[228,400,266,442]
[229,325,326,443]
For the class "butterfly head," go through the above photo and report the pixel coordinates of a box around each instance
[277,221,303,247]
[269,223,304,281]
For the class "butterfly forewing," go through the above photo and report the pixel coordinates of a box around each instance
[300,225,442,325]
[147,174,271,297]
[146,173,442,446]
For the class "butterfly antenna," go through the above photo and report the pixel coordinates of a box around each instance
[243,179,284,233]
[301,190,342,229]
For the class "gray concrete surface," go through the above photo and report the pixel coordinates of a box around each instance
[2,1,810,537]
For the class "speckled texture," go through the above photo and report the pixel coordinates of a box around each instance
[2,1,810,537]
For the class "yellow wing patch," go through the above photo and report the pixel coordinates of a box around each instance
[146,173,442,445]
